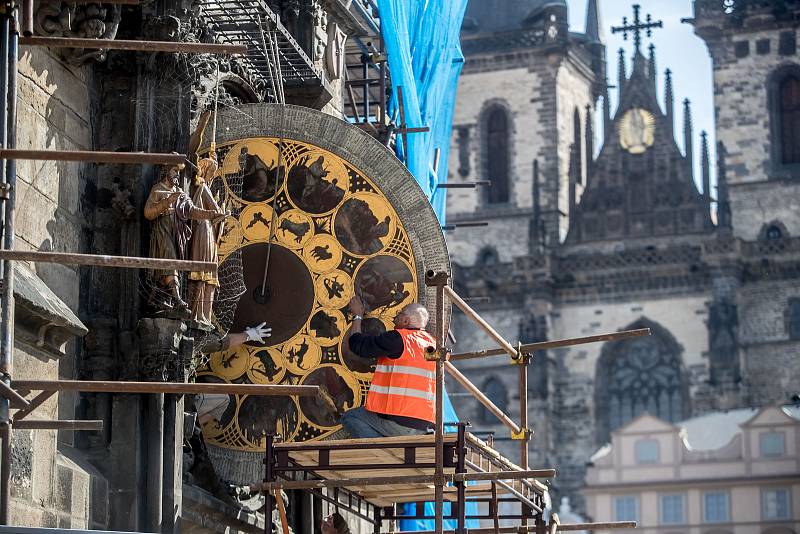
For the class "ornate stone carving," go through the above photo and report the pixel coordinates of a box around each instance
[34,0,121,64]
[707,299,740,385]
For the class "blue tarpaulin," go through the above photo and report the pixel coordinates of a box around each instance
[378,0,474,529]
[378,0,468,225]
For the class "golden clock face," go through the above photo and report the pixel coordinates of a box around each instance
[618,108,656,154]
[196,137,419,450]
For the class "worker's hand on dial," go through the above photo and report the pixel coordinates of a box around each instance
[348,296,365,316]
[245,322,272,343]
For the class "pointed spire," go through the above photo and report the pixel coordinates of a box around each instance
[648,43,657,87]
[716,141,732,231]
[683,98,694,178]
[585,0,604,44]
[701,130,711,199]
[531,159,542,252]
[603,78,612,134]
[585,104,594,186]
[617,48,626,95]
[573,108,583,185]
[665,69,674,139]
[568,142,579,217]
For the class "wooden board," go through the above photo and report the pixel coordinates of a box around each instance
[273,432,545,507]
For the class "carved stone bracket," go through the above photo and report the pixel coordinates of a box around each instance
[136,317,189,382]
[34,0,122,64]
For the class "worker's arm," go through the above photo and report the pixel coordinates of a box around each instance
[348,330,404,359]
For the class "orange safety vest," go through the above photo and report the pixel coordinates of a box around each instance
[365,328,437,423]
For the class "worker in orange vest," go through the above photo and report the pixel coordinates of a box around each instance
[340,296,436,438]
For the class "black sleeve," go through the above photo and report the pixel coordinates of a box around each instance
[348,330,404,359]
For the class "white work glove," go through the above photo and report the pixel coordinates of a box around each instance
[245,322,272,343]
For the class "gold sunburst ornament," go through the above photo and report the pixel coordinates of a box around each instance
[618,108,656,154]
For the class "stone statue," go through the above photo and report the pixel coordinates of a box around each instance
[188,155,223,326]
[144,163,223,312]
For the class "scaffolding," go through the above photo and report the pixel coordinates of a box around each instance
[0,0,651,531]
[247,270,648,533]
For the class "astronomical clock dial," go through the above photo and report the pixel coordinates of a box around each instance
[195,104,450,484]
[618,107,656,154]
[197,136,419,450]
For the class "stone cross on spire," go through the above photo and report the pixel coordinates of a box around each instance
[611,4,663,53]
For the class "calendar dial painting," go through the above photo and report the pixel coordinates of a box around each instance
[197,136,419,450]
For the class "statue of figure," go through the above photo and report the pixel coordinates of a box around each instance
[144,163,223,312]
[188,155,224,326]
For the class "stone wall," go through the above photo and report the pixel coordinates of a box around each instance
[737,278,800,406]
[704,26,800,239]
[10,47,107,529]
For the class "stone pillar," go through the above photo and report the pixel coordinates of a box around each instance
[137,318,187,534]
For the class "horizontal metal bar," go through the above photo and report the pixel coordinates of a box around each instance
[441,222,490,231]
[0,250,216,274]
[0,380,29,409]
[13,419,103,431]
[251,473,442,491]
[20,36,246,55]
[0,149,186,165]
[449,328,652,362]
[396,126,429,134]
[13,380,319,397]
[392,524,636,534]
[558,523,637,531]
[453,469,555,482]
[73,0,140,3]
[435,182,491,189]
[0,527,145,534]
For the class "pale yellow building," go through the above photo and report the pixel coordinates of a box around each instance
[584,405,800,534]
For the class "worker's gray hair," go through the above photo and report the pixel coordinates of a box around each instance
[400,303,429,328]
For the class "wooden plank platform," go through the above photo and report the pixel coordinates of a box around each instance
[273,433,548,507]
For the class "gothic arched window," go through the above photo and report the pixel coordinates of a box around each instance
[485,107,511,204]
[779,75,800,164]
[769,65,800,174]
[479,376,508,424]
[594,319,690,445]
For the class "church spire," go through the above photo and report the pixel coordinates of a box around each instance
[617,48,626,94]
[717,141,732,231]
[585,104,594,186]
[701,130,711,199]
[648,43,657,88]
[603,78,611,135]
[573,107,583,185]
[665,69,674,139]
[683,98,694,178]
[585,0,604,44]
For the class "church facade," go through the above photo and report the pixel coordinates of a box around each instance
[445,0,800,513]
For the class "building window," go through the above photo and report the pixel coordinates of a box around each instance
[479,376,508,424]
[477,246,499,266]
[635,439,660,464]
[594,319,688,444]
[766,225,783,240]
[789,300,800,341]
[660,494,685,525]
[779,75,800,164]
[614,496,639,522]
[485,107,510,204]
[703,491,730,523]
[770,65,800,172]
[760,431,786,457]
[762,488,791,520]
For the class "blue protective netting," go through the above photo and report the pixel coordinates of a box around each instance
[378,0,475,528]
[379,0,467,225]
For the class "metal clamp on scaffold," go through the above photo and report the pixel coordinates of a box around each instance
[510,342,531,365]
[424,345,450,361]
[511,427,533,441]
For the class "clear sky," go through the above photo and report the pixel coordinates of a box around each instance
[567,0,716,192]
